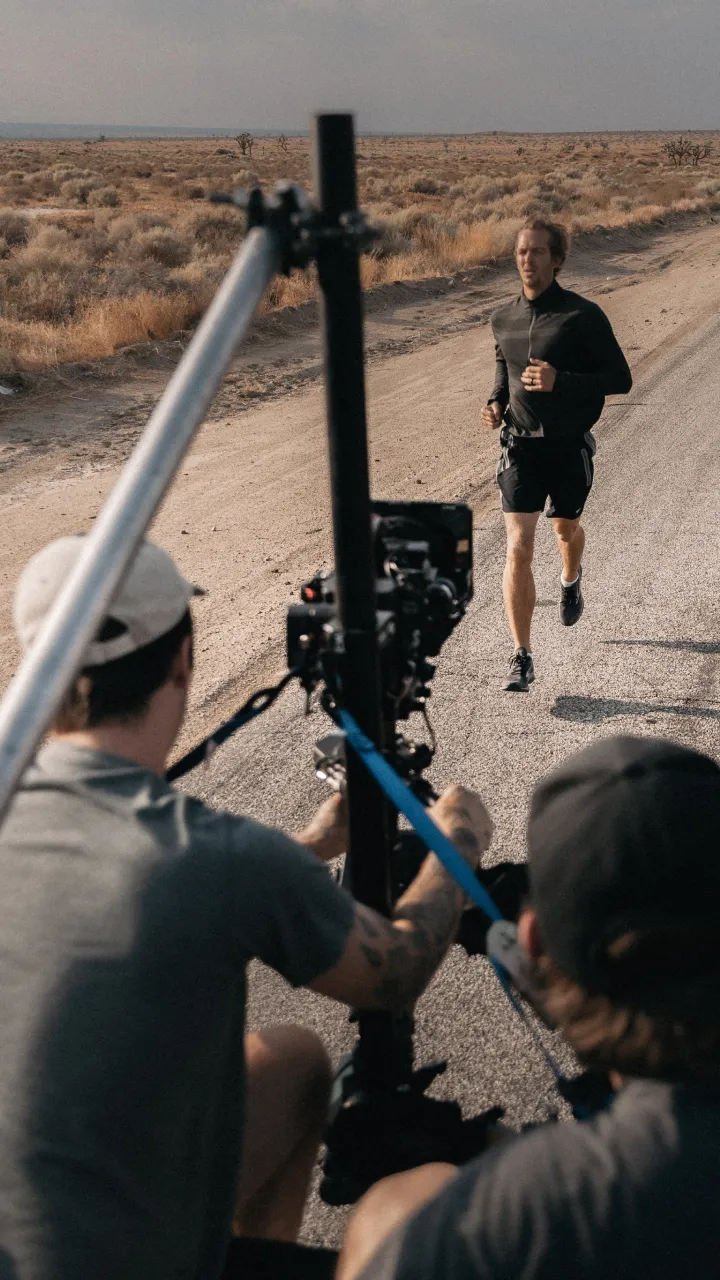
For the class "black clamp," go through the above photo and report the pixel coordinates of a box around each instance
[211,183,377,275]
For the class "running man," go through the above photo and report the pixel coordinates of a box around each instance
[482,218,632,692]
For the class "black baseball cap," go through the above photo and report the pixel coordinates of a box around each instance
[527,736,720,1014]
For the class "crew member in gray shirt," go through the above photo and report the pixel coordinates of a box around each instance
[339,736,720,1280]
[0,536,494,1280]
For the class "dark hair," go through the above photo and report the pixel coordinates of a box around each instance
[516,218,570,274]
[54,610,193,732]
[531,931,720,1082]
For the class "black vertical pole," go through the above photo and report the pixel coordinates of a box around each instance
[313,116,456,1205]
[312,112,392,914]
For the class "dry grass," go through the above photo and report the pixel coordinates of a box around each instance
[0,131,718,373]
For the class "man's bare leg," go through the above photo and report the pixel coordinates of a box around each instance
[233,1026,331,1242]
[503,512,541,651]
[336,1164,458,1280]
[552,517,584,584]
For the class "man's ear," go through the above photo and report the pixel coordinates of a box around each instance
[171,635,193,690]
[517,907,543,960]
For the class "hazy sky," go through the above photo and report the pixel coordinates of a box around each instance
[2,0,718,132]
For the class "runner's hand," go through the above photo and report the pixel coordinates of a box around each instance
[481,401,504,429]
[430,785,494,871]
[522,358,556,392]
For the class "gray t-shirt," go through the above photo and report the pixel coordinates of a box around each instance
[0,742,355,1280]
[361,1079,720,1279]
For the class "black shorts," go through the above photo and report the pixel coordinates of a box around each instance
[496,431,596,519]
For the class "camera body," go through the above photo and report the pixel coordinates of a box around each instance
[287,500,473,719]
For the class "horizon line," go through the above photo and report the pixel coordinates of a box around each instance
[1,121,718,141]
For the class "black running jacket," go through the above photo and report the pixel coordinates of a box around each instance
[489,278,632,440]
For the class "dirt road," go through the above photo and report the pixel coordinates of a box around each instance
[1,215,719,1245]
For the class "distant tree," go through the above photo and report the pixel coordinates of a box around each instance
[235,132,255,158]
[661,136,694,167]
[690,141,712,167]
[584,139,592,149]
[277,134,289,152]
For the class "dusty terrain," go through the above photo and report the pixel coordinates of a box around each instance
[1,215,720,1245]
[1,129,718,369]
[0,215,717,750]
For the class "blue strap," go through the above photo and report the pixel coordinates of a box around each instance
[335,707,565,1085]
[334,708,502,923]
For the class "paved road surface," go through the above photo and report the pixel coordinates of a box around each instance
[179,240,720,1244]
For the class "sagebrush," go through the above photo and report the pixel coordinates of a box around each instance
[0,130,718,372]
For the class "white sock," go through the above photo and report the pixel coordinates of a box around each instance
[561,573,579,588]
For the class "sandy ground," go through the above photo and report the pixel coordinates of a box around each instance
[1,214,720,1246]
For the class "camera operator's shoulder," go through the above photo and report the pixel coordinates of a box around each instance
[189,804,355,977]
[179,797,325,877]
[171,794,282,856]
[446,1082,709,1256]
[378,1109,649,1280]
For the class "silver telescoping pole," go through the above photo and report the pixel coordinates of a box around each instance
[0,225,280,824]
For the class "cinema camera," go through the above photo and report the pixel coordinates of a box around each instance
[288,500,472,732]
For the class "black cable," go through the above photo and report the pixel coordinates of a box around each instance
[421,706,437,757]
[166,669,300,782]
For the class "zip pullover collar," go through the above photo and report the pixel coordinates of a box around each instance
[520,278,563,313]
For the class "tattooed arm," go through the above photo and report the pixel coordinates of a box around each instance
[308,786,494,1010]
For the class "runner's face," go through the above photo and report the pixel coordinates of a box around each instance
[515,230,558,294]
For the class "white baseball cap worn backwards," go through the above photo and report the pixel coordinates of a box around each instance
[14,536,203,668]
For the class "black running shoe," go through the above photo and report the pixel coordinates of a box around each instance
[560,566,584,627]
[503,648,535,692]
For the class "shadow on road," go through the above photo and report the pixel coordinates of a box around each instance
[602,639,720,654]
[551,695,720,723]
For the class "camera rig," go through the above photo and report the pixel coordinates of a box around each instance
[289,500,473,723]
[287,502,511,1204]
